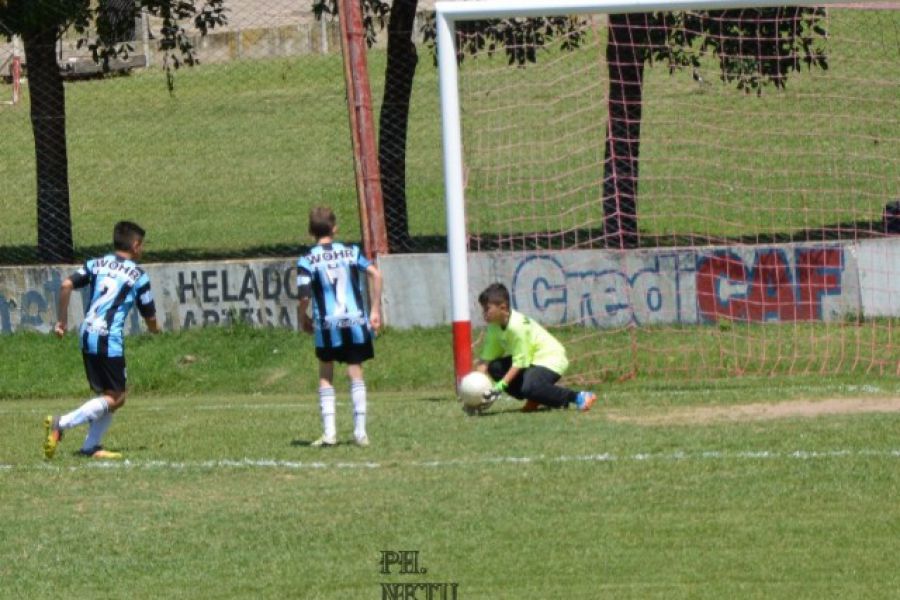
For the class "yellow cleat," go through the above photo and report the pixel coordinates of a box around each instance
[43,415,62,459]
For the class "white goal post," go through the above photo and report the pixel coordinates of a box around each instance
[436,0,885,384]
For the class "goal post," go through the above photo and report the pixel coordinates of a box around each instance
[437,0,900,385]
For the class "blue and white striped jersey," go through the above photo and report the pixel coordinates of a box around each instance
[297,242,372,349]
[70,253,156,357]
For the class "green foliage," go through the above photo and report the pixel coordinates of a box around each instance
[0,0,227,81]
[689,8,829,93]
[425,15,588,65]
[310,0,391,48]
[416,8,829,92]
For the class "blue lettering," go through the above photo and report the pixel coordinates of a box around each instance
[0,294,11,333]
[19,290,48,330]
[511,252,696,328]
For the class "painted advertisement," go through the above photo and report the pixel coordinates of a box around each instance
[501,244,860,327]
[0,259,300,335]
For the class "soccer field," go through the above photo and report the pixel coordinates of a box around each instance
[3,384,899,598]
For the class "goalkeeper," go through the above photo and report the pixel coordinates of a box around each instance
[474,283,596,413]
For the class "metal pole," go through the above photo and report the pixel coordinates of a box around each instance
[337,0,389,260]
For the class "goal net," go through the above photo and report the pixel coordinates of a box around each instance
[437,0,900,384]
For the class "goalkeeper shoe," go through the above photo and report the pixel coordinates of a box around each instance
[521,400,543,413]
[575,391,597,412]
[311,434,337,448]
[43,415,63,459]
[79,446,122,460]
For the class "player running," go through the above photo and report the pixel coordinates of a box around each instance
[44,221,160,459]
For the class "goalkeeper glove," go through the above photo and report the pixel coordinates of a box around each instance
[482,380,507,404]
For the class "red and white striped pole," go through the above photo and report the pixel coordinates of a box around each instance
[436,10,472,387]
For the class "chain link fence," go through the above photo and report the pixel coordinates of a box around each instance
[0,0,444,265]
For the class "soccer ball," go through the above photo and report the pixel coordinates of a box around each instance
[458,371,493,409]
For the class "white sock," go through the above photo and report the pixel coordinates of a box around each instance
[319,386,336,439]
[58,397,108,430]
[351,379,367,439]
[82,412,113,450]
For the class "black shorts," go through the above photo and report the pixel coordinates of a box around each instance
[82,353,127,393]
[315,339,375,364]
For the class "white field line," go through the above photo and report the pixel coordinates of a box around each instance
[2,448,899,473]
[0,403,317,415]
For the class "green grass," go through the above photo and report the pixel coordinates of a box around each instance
[2,327,899,598]
[1,9,897,262]
[0,50,446,262]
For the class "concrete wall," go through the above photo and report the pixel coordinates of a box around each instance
[381,241,867,329]
[1,238,898,335]
[0,259,299,335]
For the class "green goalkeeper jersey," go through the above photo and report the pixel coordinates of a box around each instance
[480,309,569,376]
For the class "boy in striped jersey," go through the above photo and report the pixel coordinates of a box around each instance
[297,207,382,447]
[44,221,160,459]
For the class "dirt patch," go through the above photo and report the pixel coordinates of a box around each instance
[263,368,291,386]
[831,3,900,8]
[607,397,900,426]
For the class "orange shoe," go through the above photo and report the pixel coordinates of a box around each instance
[521,400,542,413]
[79,446,123,459]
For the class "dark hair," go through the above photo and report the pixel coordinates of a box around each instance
[478,282,510,308]
[309,206,336,239]
[113,221,146,251]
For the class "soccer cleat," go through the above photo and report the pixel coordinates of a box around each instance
[311,435,337,447]
[79,446,123,460]
[575,391,597,412]
[43,415,63,459]
[354,435,370,447]
[521,400,542,413]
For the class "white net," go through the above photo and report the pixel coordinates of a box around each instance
[453,4,900,382]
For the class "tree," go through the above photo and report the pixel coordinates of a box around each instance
[314,4,828,252]
[599,9,828,248]
[0,0,226,263]
[313,0,581,252]
[377,0,417,251]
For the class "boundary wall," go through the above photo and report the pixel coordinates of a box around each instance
[1,239,898,335]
